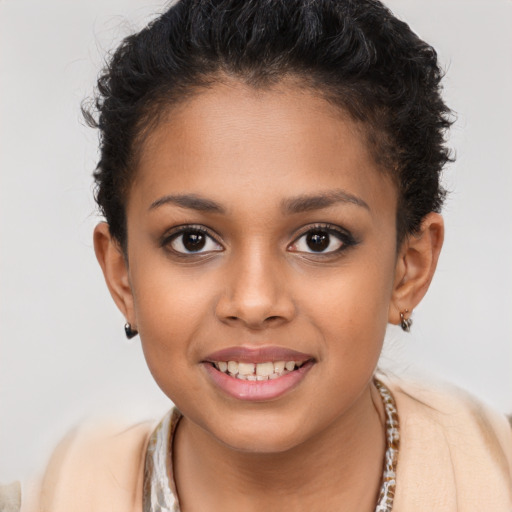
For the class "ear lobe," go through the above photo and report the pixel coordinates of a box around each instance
[389,212,444,325]
[93,222,136,326]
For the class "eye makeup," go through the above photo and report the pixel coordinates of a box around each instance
[288,223,358,256]
[159,220,359,263]
[160,224,224,258]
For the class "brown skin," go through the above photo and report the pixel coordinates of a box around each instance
[94,80,444,512]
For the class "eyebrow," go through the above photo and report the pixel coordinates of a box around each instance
[281,189,370,214]
[149,194,226,213]
[148,189,369,215]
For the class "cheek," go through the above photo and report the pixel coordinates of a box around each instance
[131,252,213,331]
[298,251,396,360]
[128,261,217,382]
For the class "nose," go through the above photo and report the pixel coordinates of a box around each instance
[215,247,296,330]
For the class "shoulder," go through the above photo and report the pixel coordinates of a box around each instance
[30,419,156,512]
[380,374,512,511]
[387,375,512,469]
[0,482,21,512]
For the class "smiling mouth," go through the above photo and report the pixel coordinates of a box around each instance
[209,360,309,381]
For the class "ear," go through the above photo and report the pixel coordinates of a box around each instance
[93,222,136,328]
[388,212,444,325]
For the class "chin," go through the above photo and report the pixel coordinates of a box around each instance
[221,431,306,455]
[205,410,314,454]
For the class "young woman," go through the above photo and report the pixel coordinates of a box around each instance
[27,0,512,510]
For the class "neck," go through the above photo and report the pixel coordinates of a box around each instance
[173,381,386,512]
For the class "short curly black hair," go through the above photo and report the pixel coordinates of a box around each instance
[85,0,453,250]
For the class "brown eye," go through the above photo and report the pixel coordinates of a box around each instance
[169,228,223,254]
[288,226,352,255]
[182,231,205,251]
[306,230,330,252]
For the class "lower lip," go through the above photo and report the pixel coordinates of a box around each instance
[203,361,314,401]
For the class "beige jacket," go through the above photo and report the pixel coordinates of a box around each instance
[28,378,512,511]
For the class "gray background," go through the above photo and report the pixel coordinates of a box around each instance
[1,0,511,483]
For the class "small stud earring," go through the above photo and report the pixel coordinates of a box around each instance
[124,322,138,339]
[400,309,412,332]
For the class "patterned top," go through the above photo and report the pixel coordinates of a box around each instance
[143,377,399,512]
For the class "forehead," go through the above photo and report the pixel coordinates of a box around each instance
[131,80,396,216]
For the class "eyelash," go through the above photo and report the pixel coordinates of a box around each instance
[288,223,358,257]
[161,223,357,258]
[161,225,223,257]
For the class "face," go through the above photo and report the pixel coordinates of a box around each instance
[121,81,400,452]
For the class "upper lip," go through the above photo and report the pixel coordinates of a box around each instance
[204,346,314,364]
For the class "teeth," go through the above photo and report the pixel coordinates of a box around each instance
[227,361,239,375]
[235,374,259,381]
[213,359,305,379]
[256,362,274,377]
[273,361,285,373]
[238,362,256,376]
[285,361,296,371]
